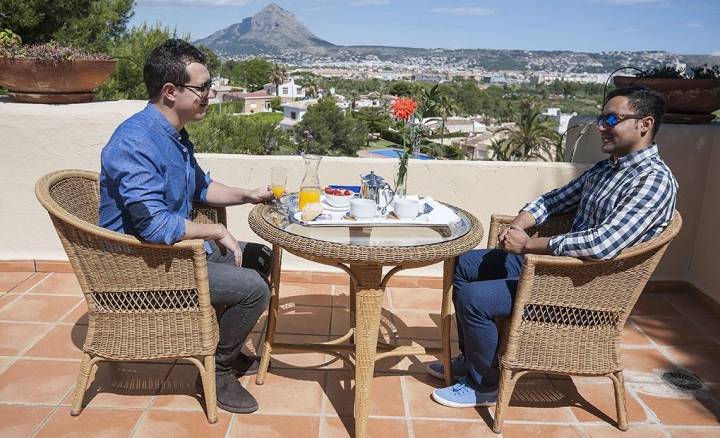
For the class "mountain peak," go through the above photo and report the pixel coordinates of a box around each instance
[195,3,334,55]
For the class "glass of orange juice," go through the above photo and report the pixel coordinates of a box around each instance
[270,167,287,211]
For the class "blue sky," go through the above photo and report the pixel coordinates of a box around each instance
[132,0,720,55]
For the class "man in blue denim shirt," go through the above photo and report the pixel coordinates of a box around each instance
[99,40,274,414]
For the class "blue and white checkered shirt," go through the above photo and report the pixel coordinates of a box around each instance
[522,144,678,260]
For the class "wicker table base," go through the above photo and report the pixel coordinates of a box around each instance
[254,246,456,438]
[248,203,483,438]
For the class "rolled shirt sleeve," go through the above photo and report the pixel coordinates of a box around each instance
[521,166,590,225]
[548,170,675,260]
[102,136,187,245]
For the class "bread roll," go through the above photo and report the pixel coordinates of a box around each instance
[301,203,324,221]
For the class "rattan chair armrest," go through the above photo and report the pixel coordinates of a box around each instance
[488,214,516,248]
[47,207,205,252]
[192,203,227,227]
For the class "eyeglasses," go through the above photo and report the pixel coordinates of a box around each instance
[596,113,646,129]
[172,79,213,98]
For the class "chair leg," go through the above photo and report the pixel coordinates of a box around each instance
[201,355,218,424]
[441,258,455,386]
[492,366,517,434]
[610,370,628,431]
[70,353,95,416]
[257,244,281,385]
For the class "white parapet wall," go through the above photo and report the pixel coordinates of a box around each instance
[1,99,718,298]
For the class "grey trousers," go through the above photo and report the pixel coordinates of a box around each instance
[206,240,272,373]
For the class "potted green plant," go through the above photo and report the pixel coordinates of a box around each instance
[613,64,720,123]
[0,29,116,104]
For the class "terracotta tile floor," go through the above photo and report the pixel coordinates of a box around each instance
[1,271,720,437]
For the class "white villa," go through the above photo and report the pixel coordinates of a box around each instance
[264,77,305,102]
[278,99,318,129]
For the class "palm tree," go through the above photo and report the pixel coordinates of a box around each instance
[303,78,319,99]
[436,94,457,147]
[417,83,440,119]
[496,101,560,161]
[269,63,288,97]
[347,90,360,111]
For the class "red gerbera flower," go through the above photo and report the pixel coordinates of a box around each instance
[390,97,417,121]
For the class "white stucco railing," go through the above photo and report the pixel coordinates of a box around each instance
[1,99,719,301]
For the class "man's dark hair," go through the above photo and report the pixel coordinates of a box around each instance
[605,85,666,137]
[143,39,207,100]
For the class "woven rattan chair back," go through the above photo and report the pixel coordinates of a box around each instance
[490,210,682,433]
[35,169,221,423]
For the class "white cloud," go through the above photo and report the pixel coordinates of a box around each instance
[598,0,665,4]
[429,6,497,16]
[712,51,720,57]
[681,22,703,28]
[350,0,390,6]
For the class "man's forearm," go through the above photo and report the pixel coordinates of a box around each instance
[523,237,553,255]
[204,181,251,206]
[182,219,224,241]
[510,210,537,230]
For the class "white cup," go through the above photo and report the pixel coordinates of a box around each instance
[393,197,420,220]
[350,198,377,219]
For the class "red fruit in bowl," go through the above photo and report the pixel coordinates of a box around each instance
[343,190,351,196]
[324,187,333,194]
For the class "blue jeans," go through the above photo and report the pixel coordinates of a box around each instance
[207,241,272,373]
[453,249,523,389]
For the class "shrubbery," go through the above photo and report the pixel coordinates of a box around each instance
[188,109,290,155]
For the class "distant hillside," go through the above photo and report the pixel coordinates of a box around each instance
[195,3,720,72]
[194,3,335,55]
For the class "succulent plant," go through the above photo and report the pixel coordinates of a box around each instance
[637,64,720,80]
[0,38,111,63]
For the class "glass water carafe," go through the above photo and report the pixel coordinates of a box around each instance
[298,154,322,211]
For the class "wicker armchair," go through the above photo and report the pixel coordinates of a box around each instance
[487,210,682,433]
[35,170,224,423]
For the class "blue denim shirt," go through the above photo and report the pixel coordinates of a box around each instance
[99,103,212,246]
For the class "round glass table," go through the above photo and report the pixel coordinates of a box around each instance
[248,201,484,438]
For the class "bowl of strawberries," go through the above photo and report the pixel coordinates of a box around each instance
[323,186,356,208]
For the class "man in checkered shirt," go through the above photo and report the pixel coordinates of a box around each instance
[429,85,678,408]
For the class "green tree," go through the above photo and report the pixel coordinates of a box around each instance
[230,58,272,91]
[197,44,219,77]
[0,0,134,51]
[387,81,416,97]
[188,109,290,155]
[270,96,282,112]
[95,24,180,101]
[352,107,390,133]
[293,96,368,156]
[269,63,287,97]
[495,100,561,161]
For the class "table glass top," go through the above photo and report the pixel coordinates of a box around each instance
[261,194,474,247]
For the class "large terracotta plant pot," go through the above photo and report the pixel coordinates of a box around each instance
[0,58,116,104]
[613,76,720,124]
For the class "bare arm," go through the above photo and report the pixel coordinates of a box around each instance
[183,220,242,266]
[203,181,273,207]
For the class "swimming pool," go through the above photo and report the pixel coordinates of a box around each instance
[369,148,435,160]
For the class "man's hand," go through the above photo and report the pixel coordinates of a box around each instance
[213,225,242,267]
[245,185,274,204]
[500,225,530,255]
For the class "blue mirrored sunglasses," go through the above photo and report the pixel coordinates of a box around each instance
[596,113,646,128]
